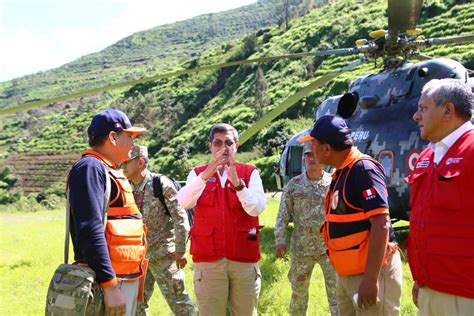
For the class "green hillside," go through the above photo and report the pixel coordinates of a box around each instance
[1,0,473,195]
[0,0,306,110]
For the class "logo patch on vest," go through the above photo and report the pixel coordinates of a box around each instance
[446,157,463,165]
[416,160,430,169]
[362,187,377,200]
[208,177,216,182]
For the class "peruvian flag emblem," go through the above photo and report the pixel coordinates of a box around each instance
[362,187,377,200]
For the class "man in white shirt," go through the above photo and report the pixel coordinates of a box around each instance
[407,78,474,316]
[177,123,266,316]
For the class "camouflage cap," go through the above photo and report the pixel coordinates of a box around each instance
[129,145,148,160]
[303,142,312,154]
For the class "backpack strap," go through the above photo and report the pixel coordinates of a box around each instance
[152,173,171,217]
[64,165,111,264]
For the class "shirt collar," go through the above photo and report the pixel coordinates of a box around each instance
[132,170,151,192]
[337,147,363,171]
[82,149,116,168]
[429,121,473,151]
[304,170,331,186]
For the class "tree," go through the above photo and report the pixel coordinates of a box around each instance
[154,93,184,143]
[241,33,257,59]
[300,0,314,16]
[254,66,269,119]
[273,0,303,31]
[116,93,159,130]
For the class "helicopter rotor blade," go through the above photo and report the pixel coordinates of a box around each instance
[426,34,474,46]
[388,0,423,32]
[0,47,363,116]
[239,58,364,145]
[407,34,474,52]
[0,53,310,115]
[387,0,423,48]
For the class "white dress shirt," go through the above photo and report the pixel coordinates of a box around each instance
[429,121,473,164]
[177,165,266,217]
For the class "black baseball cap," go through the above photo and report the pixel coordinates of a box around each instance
[87,108,146,137]
[298,115,352,147]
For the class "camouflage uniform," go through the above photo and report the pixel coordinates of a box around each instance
[133,170,196,316]
[274,171,338,316]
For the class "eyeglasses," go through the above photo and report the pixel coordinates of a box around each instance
[212,139,235,147]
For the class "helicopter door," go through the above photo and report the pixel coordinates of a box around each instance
[378,150,394,186]
[287,146,304,179]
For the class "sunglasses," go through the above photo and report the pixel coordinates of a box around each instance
[212,140,235,147]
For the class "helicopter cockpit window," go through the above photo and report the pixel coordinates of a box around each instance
[287,146,303,179]
[378,150,394,185]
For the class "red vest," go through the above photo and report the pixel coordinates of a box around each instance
[190,163,261,263]
[406,130,474,298]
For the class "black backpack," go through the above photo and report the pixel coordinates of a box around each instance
[152,173,194,229]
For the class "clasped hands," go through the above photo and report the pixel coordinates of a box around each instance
[200,148,240,187]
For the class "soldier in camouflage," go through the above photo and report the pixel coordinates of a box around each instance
[122,146,196,316]
[274,142,338,316]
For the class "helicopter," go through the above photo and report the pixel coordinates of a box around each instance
[276,0,474,222]
[0,0,472,223]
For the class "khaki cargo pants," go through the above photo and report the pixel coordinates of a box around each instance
[336,249,403,316]
[194,258,262,316]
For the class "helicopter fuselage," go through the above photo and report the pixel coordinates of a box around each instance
[279,58,473,221]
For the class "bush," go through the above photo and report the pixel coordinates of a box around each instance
[8,195,44,212]
[250,155,281,192]
[0,168,19,205]
[0,187,20,204]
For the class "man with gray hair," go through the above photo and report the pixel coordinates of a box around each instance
[122,146,195,316]
[407,78,474,315]
[177,123,266,316]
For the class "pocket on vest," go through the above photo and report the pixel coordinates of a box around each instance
[232,226,262,260]
[431,168,463,210]
[109,245,146,276]
[197,186,217,207]
[106,219,147,277]
[190,226,215,257]
[328,235,369,276]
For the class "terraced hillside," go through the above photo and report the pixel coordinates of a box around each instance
[0,153,80,193]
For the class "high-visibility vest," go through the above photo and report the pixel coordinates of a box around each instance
[406,130,474,298]
[321,150,387,276]
[190,163,262,263]
[81,150,147,280]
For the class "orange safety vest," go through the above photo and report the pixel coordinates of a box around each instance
[82,150,148,280]
[321,149,390,276]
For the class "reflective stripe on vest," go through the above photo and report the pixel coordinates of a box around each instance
[322,151,380,276]
[82,150,147,280]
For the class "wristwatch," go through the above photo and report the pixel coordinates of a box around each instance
[234,179,246,191]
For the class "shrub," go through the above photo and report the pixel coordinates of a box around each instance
[0,168,19,205]
[250,154,281,192]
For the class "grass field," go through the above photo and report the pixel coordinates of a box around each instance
[0,196,417,315]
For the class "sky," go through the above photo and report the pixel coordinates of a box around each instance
[0,0,257,83]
